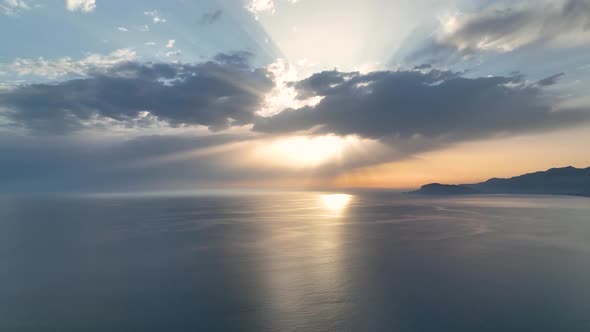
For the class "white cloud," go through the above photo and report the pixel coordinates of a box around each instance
[165,50,181,57]
[246,0,300,15]
[144,10,166,24]
[135,24,150,32]
[117,27,128,32]
[258,59,322,117]
[166,39,176,48]
[0,0,31,15]
[66,0,96,13]
[433,0,590,54]
[5,0,29,8]
[0,80,24,91]
[246,0,274,14]
[145,42,156,46]
[0,48,136,79]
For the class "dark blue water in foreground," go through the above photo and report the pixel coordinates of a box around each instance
[0,192,589,331]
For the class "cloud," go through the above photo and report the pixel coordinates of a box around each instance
[212,51,255,68]
[0,48,136,79]
[255,68,590,156]
[65,0,96,13]
[165,50,182,57]
[413,64,432,70]
[144,10,166,24]
[0,81,23,91]
[0,131,390,193]
[257,59,322,117]
[199,9,222,24]
[537,72,566,86]
[2,49,588,172]
[117,27,128,32]
[0,133,254,193]
[246,0,274,14]
[0,0,30,15]
[246,0,300,15]
[0,53,274,134]
[166,39,176,48]
[411,0,590,63]
[135,24,150,32]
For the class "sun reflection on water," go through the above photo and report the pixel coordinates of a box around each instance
[263,192,354,328]
[320,194,353,211]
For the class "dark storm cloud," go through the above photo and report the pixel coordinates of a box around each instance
[255,69,589,152]
[409,0,590,63]
[199,9,223,24]
[0,53,273,134]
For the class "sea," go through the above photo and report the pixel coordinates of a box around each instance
[0,191,589,331]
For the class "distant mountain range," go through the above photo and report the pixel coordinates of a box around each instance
[411,166,590,197]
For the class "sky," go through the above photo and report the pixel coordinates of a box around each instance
[1,0,589,193]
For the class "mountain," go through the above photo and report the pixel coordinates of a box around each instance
[412,183,481,195]
[412,166,590,197]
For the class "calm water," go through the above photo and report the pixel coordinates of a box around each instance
[0,192,589,331]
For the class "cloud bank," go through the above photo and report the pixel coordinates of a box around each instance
[0,53,273,134]
[411,0,590,63]
[1,51,589,192]
[255,68,589,154]
[0,0,31,15]
[0,49,136,79]
[66,0,96,13]
[2,54,587,147]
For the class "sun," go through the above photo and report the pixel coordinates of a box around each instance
[257,135,359,168]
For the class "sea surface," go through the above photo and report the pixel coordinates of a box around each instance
[0,192,589,331]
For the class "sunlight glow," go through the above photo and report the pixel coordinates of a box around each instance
[320,194,353,211]
[258,135,359,168]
